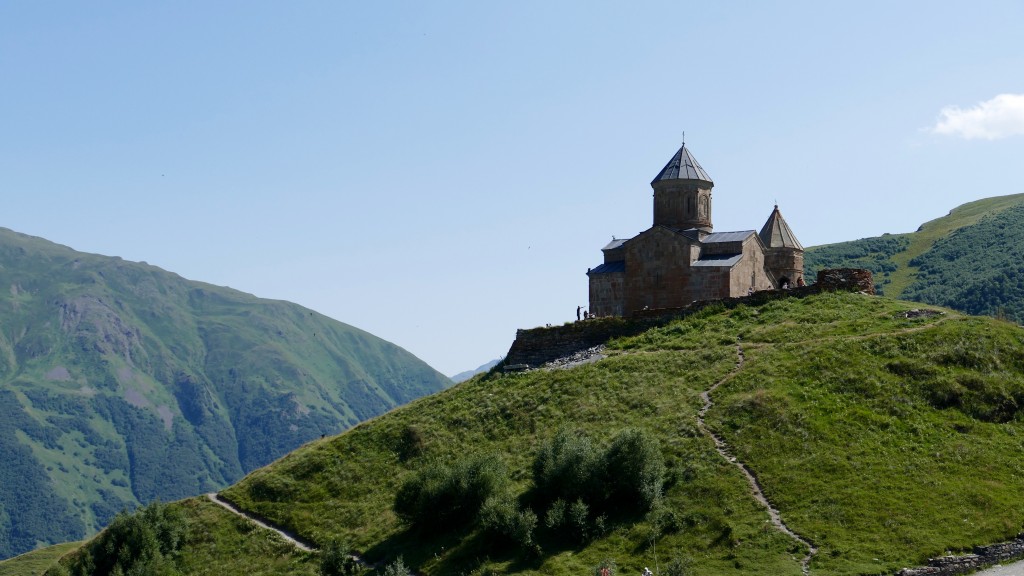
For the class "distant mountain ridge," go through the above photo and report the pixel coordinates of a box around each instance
[0,227,451,559]
[804,193,1024,320]
[449,358,501,383]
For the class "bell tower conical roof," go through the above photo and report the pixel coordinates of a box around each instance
[759,205,803,250]
[651,144,713,185]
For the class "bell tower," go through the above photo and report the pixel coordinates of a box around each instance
[650,141,714,232]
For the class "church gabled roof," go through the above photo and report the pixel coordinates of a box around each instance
[703,231,755,244]
[758,205,804,250]
[602,238,629,251]
[651,144,713,185]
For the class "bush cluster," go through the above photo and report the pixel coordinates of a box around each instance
[47,501,188,576]
[533,428,665,543]
[392,427,666,556]
[393,453,509,531]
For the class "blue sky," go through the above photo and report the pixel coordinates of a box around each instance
[3,2,1024,376]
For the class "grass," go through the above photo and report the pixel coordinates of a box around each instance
[0,543,80,576]
[174,498,319,576]
[224,332,801,575]
[706,318,1024,574]
[209,292,1024,575]
[41,498,321,576]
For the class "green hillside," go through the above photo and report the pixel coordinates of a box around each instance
[42,292,1024,576]
[0,227,451,560]
[804,194,1024,318]
[0,542,80,576]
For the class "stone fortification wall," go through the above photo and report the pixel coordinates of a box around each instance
[817,267,875,295]
[504,268,873,369]
[503,317,664,370]
[896,535,1024,575]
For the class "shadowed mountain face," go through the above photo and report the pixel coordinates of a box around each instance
[0,227,451,559]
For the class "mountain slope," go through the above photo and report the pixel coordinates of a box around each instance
[0,227,451,559]
[804,193,1024,315]
[44,292,1024,575]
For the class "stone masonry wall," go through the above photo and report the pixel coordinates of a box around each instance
[504,268,874,369]
[895,535,1024,575]
[589,271,624,317]
[623,227,698,313]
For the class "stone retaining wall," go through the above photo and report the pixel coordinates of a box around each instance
[503,268,874,369]
[896,535,1024,575]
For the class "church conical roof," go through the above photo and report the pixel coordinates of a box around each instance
[759,205,803,250]
[651,144,713,185]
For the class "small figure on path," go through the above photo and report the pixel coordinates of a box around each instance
[577,305,581,321]
[797,276,806,287]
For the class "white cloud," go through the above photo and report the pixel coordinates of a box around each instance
[931,93,1024,140]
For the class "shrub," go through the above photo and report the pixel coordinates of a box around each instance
[568,498,591,542]
[593,558,617,576]
[647,503,683,535]
[50,501,188,576]
[383,556,411,576]
[603,428,665,510]
[479,495,537,549]
[394,453,509,531]
[319,539,359,576]
[532,428,603,504]
[664,555,692,576]
[544,498,566,529]
[397,425,424,462]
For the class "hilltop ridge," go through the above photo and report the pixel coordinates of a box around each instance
[37,289,1024,576]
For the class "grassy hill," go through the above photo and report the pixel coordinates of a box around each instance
[804,194,1024,320]
[0,543,80,576]
[38,291,1024,576]
[0,227,451,560]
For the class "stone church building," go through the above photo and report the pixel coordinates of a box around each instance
[587,143,804,317]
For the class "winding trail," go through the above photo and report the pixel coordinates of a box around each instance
[205,493,397,572]
[694,338,818,575]
[205,492,315,552]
